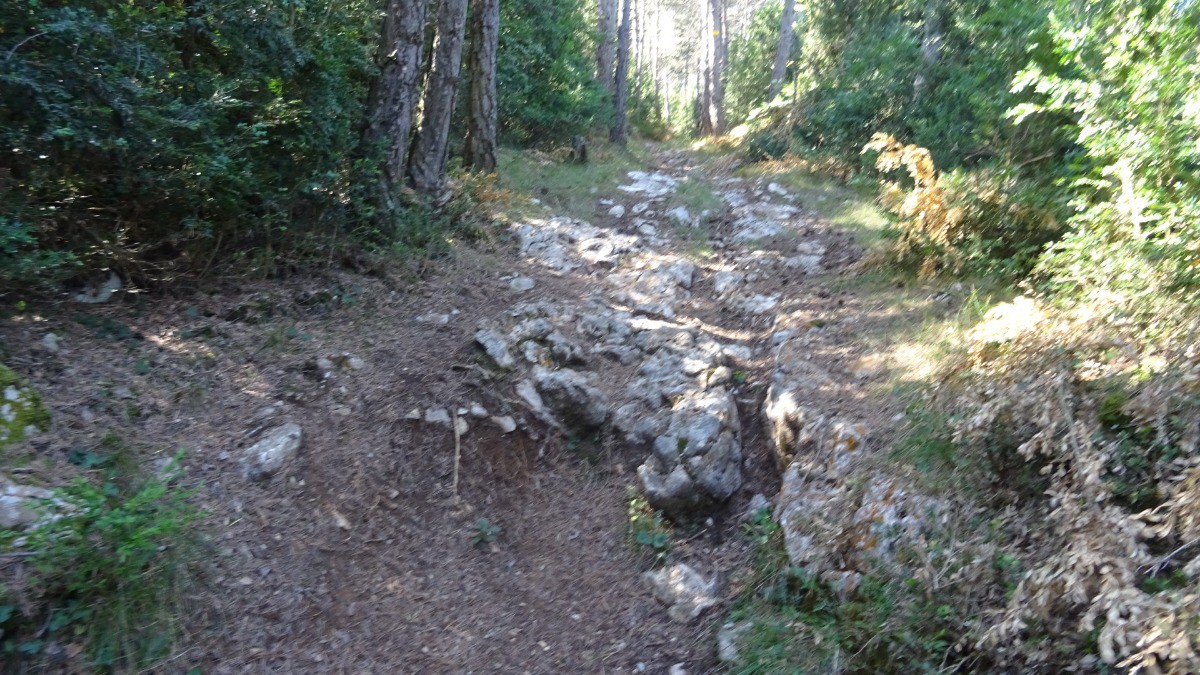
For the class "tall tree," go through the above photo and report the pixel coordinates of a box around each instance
[698,0,726,135]
[597,0,619,93]
[464,0,499,173]
[610,0,633,144]
[409,0,470,194]
[913,0,943,103]
[366,0,429,209]
[767,0,796,100]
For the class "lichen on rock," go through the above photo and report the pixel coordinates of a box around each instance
[0,363,51,448]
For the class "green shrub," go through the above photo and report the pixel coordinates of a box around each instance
[0,0,378,287]
[497,0,608,145]
[0,461,201,670]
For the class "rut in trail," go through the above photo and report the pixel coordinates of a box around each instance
[4,147,913,674]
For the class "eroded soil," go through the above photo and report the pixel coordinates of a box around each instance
[1,145,912,673]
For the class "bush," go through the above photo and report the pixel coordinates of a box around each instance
[0,460,201,670]
[863,133,1062,280]
[497,0,608,145]
[0,0,378,287]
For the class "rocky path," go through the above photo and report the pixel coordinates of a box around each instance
[2,146,927,673]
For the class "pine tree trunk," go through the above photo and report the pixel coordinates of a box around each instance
[767,0,796,100]
[609,0,633,144]
[698,0,725,135]
[914,0,942,103]
[464,0,499,173]
[597,0,619,93]
[366,0,429,209]
[409,0,470,195]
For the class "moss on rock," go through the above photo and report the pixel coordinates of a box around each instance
[0,362,50,448]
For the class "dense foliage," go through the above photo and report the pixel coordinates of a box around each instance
[725,0,787,126]
[497,0,609,144]
[0,0,379,286]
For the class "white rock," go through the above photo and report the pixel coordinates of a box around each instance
[454,416,469,436]
[241,423,302,481]
[607,204,626,218]
[745,493,771,519]
[767,182,788,196]
[475,327,515,368]
[510,277,536,292]
[0,475,54,529]
[784,255,823,272]
[416,312,450,326]
[643,563,719,623]
[668,665,688,675]
[404,408,421,420]
[469,402,488,418]
[346,356,366,370]
[72,271,122,304]
[717,621,753,664]
[424,408,452,427]
[40,333,62,353]
[665,206,692,225]
[490,415,518,433]
[533,367,609,429]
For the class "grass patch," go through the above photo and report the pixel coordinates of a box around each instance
[496,143,646,222]
[728,512,967,674]
[736,160,892,248]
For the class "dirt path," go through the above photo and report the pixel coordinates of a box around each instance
[2,145,902,673]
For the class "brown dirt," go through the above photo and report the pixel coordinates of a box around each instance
[0,147,916,674]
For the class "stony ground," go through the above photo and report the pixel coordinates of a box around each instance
[1,145,919,673]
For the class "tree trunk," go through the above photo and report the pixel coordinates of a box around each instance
[767,0,796,100]
[698,0,725,135]
[597,0,618,93]
[464,0,499,173]
[913,0,942,103]
[366,0,429,210]
[609,0,633,144]
[409,0,470,195]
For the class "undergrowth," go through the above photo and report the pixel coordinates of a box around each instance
[0,450,201,672]
[729,510,973,673]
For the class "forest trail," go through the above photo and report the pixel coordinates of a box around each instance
[3,144,906,673]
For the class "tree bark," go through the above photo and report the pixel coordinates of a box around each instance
[913,0,942,103]
[698,0,725,135]
[609,0,633,144]
[366,0,429,209]
[464,0,499,173]
[409,0,470,195]
[597,0,619,93]
[767,0,796,100]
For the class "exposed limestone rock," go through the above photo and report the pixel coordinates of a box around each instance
[762,381,865,473]
[509,276,536,292]
[638,388,742,515]
[717,621,753,665]
[241,423,302,481]
[643,563,718,623]
[0,475,55,529]
[514,217,640,272]
[490,415,518,433]
[619,171,678,198]
[532,367,608,430]
[665,206,692,226]
[475,327,515,369]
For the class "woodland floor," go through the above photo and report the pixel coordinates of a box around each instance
[1,143,959,673]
